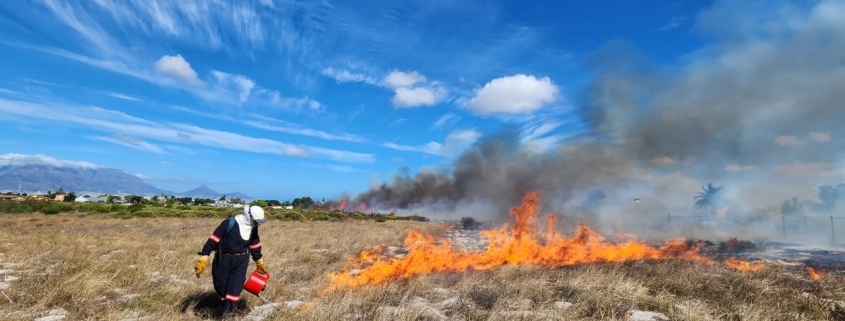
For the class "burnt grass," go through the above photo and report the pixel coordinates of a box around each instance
[2,213,845,320]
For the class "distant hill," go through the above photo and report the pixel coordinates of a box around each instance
[177,184,252,200]
[0,164,170,195]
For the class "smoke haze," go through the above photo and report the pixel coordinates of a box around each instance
[339,0,845,241]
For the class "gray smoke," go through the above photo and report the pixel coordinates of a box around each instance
[342,0,845,240]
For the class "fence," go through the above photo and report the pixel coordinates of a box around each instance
[657,212,845,245]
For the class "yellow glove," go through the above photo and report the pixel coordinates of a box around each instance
[195,255,208,278]
[255,258,268,275]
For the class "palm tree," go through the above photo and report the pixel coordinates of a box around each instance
[694,183,724,218]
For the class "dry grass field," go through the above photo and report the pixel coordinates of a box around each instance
[1,212,845,321]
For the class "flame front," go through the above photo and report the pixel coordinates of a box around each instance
[323,192,717,294]
[807,266,827,280]
[725,257,765,271]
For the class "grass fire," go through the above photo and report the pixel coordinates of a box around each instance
[1,205,845,320]
[324,192,718,293]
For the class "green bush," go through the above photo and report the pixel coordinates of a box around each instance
[0,200,432,223]
[41,205,61,215]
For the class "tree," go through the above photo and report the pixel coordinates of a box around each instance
[292,196,315,208]
[126,195,143,204]
[266,199,281,206]
[56,187,65,195]
[811,184,843,212]
[694,183,724,218]
[219,195,227,201]
[64,191,77,202]
[151,195,159,204]
[782,197,803,216]
[250,199,268,207]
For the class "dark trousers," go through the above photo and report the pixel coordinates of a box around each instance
[212,252,249,316]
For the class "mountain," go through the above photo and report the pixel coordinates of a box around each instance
[177,184,252,200]
[0,164,170,195]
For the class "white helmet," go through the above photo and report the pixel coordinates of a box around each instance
[245,205,266,225]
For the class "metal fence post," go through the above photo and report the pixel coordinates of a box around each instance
[805,216,808,240]
[831,215,836,244]
[782,214,787,238]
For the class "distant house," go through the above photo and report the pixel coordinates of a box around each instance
[0,195,25,202]
[76,196,107,203]
[283,205,294,210]
[214,200,230,207]
[53,193,66,202]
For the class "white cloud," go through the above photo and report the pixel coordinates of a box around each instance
[466,74,559,115]
[91,133,166,154]
[244,119,365,142]
[380,70,448,108]
[326,164,357,172]
[382,141,443,155]
[0,97,375,163]
[155,54,204,86]
[319,67,448,108]
[259,0,275,8]
[661,15,687,31]
[101,91,141,101]
[725,164,755,172]
[519,121,570,154]
[383,70,427,89]
[775,161,837,176]
[434,113,459,128]
[440,130,482,157]
[321,67,378,85]
[809,131,831,142]
[651,157,677,166]
[382,129,481,157]
[5,2,311,110]
[774,135,803,146]
[210,70,255,103]
[0,153,101,169]
[391,86,447,108]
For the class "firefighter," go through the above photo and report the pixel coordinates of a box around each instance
[194,205,269,317]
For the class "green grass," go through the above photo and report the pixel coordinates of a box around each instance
[0,200,429,222]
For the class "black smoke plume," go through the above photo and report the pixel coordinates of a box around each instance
[334,1,845,236]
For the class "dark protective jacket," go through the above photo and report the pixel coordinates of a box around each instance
[198,218,263,261]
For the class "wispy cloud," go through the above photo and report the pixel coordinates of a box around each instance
[244,119,366,143]
[383,129,482,157]
[433,113,459,128]
[0,97,375,163]
[519,120,573,154]
[98,91,142,102]
[321,67,379,85]
[0,153,101,169]
[89,133,166,154]
[167,107,365,143]
[306,163,361,173]
[661,15,688,31]
[1,1,318,110]
[382,141,443,155]
[18,78,143,102]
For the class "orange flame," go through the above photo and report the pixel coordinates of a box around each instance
[322,192,713,294]
[724,257,765,271]
[339,200,348,211]
[807,266,826,280]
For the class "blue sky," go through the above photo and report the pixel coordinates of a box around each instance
[0,0,716,201]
